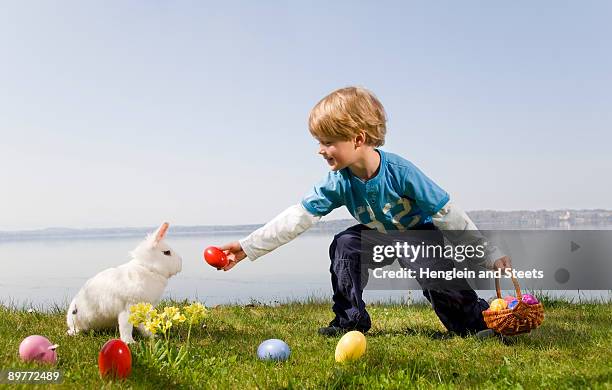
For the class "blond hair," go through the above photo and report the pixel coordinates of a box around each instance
[308,86,387,146]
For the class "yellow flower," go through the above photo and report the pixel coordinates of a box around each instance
[128,303,205,337]
[144,316,162,335]
[128,302,154,326]
[162,306,181,321]
[184,302,208,325]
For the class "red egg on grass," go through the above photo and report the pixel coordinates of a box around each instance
[98,339,132,380]
[203,246,229,269]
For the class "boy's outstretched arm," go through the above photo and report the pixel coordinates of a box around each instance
[431,200,511,270]
[219,203,321,271]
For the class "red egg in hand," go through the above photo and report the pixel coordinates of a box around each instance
[98,339,132,380]
[204,246,229,269]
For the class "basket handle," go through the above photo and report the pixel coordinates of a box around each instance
[495,273,523,300]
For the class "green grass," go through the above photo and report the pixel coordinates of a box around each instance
[1,298,611,389]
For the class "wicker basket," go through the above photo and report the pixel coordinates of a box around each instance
[483,276,544,336]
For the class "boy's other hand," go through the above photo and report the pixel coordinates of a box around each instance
[493,255,512,271]
[219,241,246,271]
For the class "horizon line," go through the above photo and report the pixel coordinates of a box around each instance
[1,208,609,236]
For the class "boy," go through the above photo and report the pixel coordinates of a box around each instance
[219,86,511,337]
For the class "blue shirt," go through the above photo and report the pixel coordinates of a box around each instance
[301,149,449,232]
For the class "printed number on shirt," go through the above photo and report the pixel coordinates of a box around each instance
[355,198,421,232]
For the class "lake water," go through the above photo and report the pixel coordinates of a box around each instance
[0,232,414,309]
[1,230,609,310]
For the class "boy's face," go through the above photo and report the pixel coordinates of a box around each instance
[317,137,358,171]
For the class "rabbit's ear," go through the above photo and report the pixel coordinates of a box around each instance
[154,222,170,243]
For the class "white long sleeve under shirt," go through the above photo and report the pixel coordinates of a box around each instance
[239,200,503,269]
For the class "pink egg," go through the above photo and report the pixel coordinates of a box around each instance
[521,294,539,305]
[19,335,58,364]
[504,296,517,304]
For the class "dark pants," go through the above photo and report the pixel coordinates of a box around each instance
[328,224,489,335]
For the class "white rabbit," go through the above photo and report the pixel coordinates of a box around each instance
[66,222,182,343]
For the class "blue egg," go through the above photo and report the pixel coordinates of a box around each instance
[257,339,291,361]
[508,299,519,309]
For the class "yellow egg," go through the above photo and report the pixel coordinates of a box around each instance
[335,331,367,363]
[489,298,508,311]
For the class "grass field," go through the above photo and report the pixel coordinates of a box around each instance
[1,297,611,389]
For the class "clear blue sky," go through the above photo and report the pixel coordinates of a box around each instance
[1,1,610,230]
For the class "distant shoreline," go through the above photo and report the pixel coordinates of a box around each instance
[0,209,610,241]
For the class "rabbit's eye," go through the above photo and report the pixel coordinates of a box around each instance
[163,250,171,256]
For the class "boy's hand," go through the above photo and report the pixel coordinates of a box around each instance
[493,255,512,271]
[219,241,247,271]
